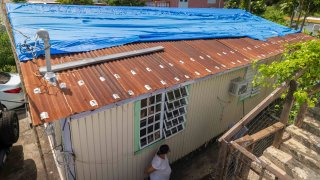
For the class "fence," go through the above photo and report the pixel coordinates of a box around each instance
[216,77,300,180]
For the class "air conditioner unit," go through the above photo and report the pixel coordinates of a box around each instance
[229,77,249,96]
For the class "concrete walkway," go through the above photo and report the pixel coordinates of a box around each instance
[0,108,60,180]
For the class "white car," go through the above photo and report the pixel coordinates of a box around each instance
[0,72,25,110]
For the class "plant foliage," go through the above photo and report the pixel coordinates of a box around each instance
[57,0,93,5]
[105,0,145,6]
[0,28,16,72]
[254,40,320,107]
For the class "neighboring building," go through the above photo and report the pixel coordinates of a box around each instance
[4,3,313,180]
[145,0,224,8]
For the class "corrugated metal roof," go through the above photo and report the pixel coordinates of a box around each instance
[19,33,314,125]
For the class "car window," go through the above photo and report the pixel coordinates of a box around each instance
[0,72,10,84]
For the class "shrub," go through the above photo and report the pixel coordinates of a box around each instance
[0,28,16,72]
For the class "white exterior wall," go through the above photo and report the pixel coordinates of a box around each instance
[69,67,273,180]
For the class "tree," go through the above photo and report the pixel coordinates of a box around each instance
[0,28,16,72]
[224,0,267,15]
[57,0,93,5]
[254,40,320,125]
[106,0,145,6]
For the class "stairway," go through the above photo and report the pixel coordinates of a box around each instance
[249,108,320,180]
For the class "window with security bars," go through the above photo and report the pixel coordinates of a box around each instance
[139,94,164,148]
[138,86,189,149]
[163,87,188,138]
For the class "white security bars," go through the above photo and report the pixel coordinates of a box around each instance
[138,86,189,149]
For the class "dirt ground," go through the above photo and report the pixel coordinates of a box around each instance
[0,108,60,180]
[171,140,219,180]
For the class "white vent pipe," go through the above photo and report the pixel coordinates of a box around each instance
[36,29,51,72]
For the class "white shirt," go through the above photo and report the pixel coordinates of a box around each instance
[150,154,172,180]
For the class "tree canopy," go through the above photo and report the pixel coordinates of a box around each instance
[254,40,320,108]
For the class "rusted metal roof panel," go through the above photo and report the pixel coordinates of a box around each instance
[19,33,314,125]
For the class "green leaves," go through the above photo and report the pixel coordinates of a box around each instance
[0,29,16,72]
[255,40,320,107]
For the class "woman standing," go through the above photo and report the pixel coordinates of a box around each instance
[145,144,172,180]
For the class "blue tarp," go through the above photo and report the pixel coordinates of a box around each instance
[6,3,299,61]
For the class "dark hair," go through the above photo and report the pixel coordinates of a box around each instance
[157,144,170,155]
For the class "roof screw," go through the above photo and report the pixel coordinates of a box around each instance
[131,70,137,75]
[179,60,184,64]
[146,67,152,72]
[90,100,98,106]
[222,52,227,55]
[78,80,85,86]
[160,80,167,85]
[144,85,152,90]
[114,74,120,79]
[215,66,220,70]
[100,77,106,81]
[59,82,67,89]
[205,69,211,73]
[206,55,211,58]
[199,56,204,59]
[128,90,134,96]
[40,112,49,120]
[190,58,195,62]
[168,63,174,67]
[184,75,190,79]
[34,88,41,94]
[174,77,180,81]
[159,65,164,68]
[237,60,242,63]
[112,94,120,99]
[231,62,236,65]
[195,71,200,75]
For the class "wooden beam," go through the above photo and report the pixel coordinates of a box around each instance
[230,141,292,180]
[235,122,285,147]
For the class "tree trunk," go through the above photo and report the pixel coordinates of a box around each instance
[300,2,311,32]
[273,80,297,148]
[295,102,308,127]
[289,4,296,27]
[295,0,304,30]
[295,83,320,127]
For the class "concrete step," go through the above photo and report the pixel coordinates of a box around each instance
[280,138,320,172]
[249,155,288,180]
[302,116,320,137]
[263,146,320,180]
[285,125,320,154]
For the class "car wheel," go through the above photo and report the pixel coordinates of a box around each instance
[0,111,19,147]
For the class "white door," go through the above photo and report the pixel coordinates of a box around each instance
[179,0,188,8]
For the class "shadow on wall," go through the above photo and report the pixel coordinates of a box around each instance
[0,145,37,180]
